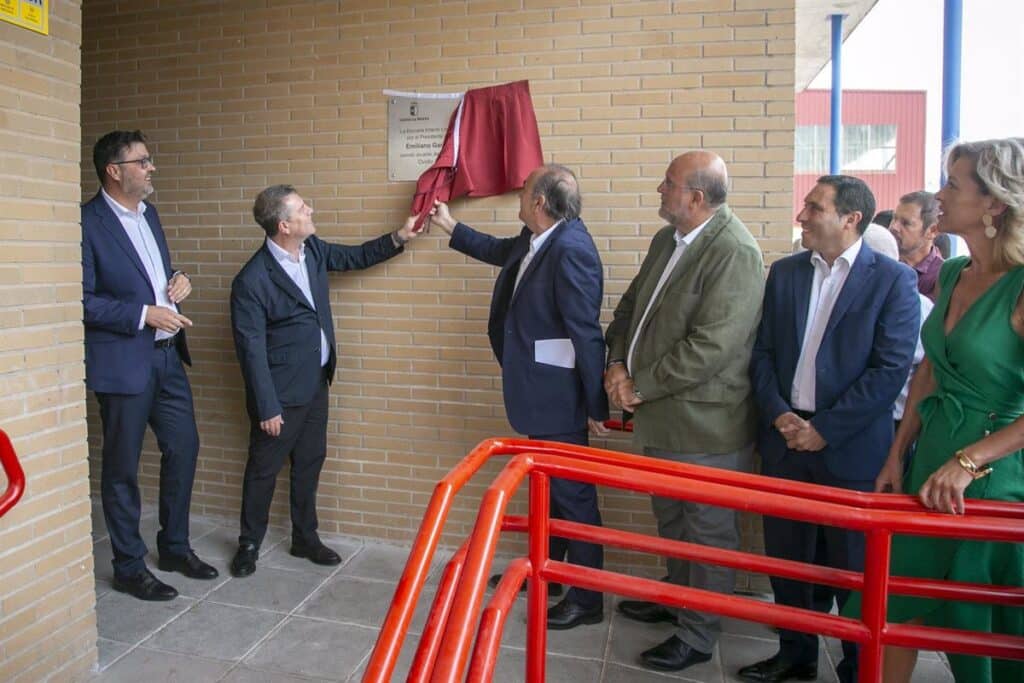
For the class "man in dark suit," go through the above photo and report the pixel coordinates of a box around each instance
[430,164,609,630]
[83,130,218,601]
[229,185,417,577]
[741,175,919,683]
[604,151,765,674]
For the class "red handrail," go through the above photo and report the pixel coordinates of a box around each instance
[363,438,1024,682]
[0,429,25,520]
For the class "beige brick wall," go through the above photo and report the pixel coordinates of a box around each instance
[0,2,97,681]
[81,0,794,589]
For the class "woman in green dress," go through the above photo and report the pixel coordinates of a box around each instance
[870,138,1024,682]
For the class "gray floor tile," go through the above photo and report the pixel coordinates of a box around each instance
[95,590,195,645]
[499,595,612,660]
[144,601,284,661]
[491,648,604,683]
[244,616,377,680]
[299,575,398,628]
[96,638,132,671]
[145,558,231,600]
[92,646,231,682]
[603,661,704,682]
[338,543,423,584]
[208,566,324,613]
[221,666,332,682]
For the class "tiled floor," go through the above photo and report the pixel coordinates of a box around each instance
[88,503,954,682]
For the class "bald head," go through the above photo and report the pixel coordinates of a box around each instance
[659,151,729,231]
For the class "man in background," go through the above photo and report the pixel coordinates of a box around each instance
[889,191,943,301]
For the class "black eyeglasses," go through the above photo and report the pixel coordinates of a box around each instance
[111,156,154,169]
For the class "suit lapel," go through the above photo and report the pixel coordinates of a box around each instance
[262,245,316,310]
[793,253,813,349]
[823,242,875,337]
[91,195,153,291]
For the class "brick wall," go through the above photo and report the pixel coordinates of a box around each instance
[0,1,97,681]
[81,0,794,587]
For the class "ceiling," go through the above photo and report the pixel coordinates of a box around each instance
[795,0,879,91]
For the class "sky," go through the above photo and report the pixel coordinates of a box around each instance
[809,0,1024,190]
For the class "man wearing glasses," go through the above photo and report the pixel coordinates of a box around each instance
[82,130,217,601]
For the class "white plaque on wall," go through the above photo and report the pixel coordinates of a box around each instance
[385,89,463,182]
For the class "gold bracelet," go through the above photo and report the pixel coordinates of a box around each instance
[955,449,993,480]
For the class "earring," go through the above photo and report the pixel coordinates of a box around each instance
[983,214,997,239]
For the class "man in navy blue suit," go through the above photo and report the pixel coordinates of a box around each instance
[431,164,610,630]
[82,130,218,601]
[741,175,919,683]
[228,185,418,577]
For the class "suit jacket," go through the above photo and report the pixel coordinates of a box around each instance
[82,191,191,395]
[450,218,608,436]
[230,233,401,422]
[749,244,920,481]
[605,204,765,455]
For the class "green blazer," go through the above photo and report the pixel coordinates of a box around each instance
[606,204,765,455]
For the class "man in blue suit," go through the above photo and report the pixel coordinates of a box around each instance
[228,185,418,577]
[742,175,919,683]
[431,164,610,630]
[83,130,218,601]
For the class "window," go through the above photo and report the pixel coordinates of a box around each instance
[795,124,898,173]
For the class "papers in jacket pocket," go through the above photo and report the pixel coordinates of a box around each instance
[535,338,576,369]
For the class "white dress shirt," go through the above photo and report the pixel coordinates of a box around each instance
[893,293,933,420]
[266,238,330,367]
[101,189,178,341]
[790,238,863,412]
[513,220,561,295]
[627,217,711,375]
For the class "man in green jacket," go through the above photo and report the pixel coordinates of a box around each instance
[605,150,765,674]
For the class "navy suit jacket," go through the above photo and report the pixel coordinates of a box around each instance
[450,219,609,436]
[230,233,401,422]
[749,244,920,481]
[82,191,191,395]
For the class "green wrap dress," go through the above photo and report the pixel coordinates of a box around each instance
[848,257,1024,682]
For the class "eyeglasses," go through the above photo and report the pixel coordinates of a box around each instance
[111,156,154,169]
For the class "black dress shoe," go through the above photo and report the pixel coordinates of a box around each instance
[290,541,342,566]
[546,597,603,630]
[737,654,817,683]
[230,543,258,578]
[617,599,676,624]
[639,635,712,672]
[488,573,563,597]
[158,551,219,580]
[112,568,178,601]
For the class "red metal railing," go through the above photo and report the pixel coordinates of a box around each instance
[0,429,26,519]
[364,438,1024,682]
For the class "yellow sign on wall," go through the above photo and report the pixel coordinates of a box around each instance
[0,0,48,36]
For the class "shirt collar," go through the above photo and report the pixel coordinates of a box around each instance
[529,219,562,251]
[266,236,305,264]
[674,214,713,247]
[812,237,862,272]
[101,188,145,217]
[914,245,942,274]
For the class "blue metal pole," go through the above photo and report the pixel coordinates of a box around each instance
[941,0,962,183]
[829,14,845,174]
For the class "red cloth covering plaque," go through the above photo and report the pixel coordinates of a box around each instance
[410,80,544,230]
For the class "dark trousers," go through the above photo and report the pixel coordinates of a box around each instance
[529,429,604,610]
[96,345,199,579]
[763,452,874,683]
[239,378,329,549]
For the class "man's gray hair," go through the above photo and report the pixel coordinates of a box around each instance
[532,164,582,221]
[688,166,728,208]
[253,184,297,237]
